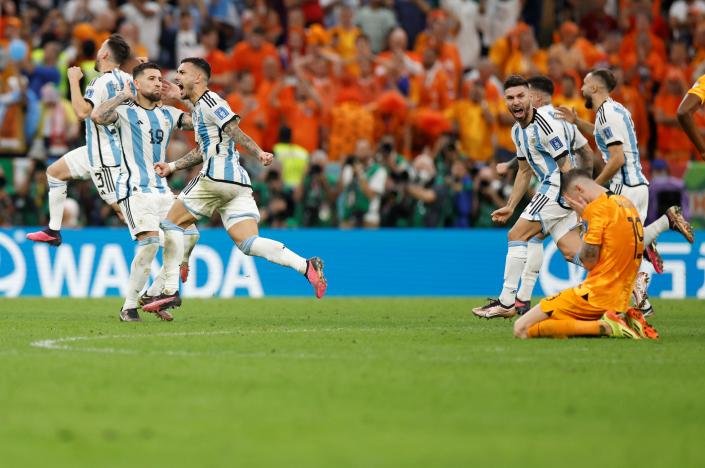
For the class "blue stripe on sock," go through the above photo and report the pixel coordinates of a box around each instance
[138,236,160,246]
[160,221,184,232]
[183,229,199,236]
[529,237,544,244]
[238,235,258,255]
[508,241,528,247]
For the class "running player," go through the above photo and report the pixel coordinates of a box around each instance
[557,68,694,316]
[92,62,200,322]
[472,75,583,319]
[514,169,658,340]
[26,35,134,245]
[143,57,327,313]
[676,72,705,161]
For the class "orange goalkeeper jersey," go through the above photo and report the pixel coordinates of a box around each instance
[577,192,644,311]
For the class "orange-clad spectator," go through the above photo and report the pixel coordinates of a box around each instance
[117,22,149,61]
[328,88,375,161]
[548,22,587,74]
[654,69,693,161]
[411,47,451,111]
[503,26,548,77]
[281,26,307,69]
[226,72,268,149]
[692,23,705,67]
[620,12,667,62]
[594,30,622,68]
[230,26,278,87]
[554,75,593,123]
[373,91,410,157]
[329,5,361,67]
[200,24,232,94]
[488,23,528,75]
[669,41,693,83]
[579,0,619,42]
[611,67,649,156]
[471,59,514,161]
[414,11,462,97]
[287,0,323,25]
[377,28,422,81]
[258,56,293,151]
[623,32,666,89]
[356,57,382,104]
[250,0,283,44]
[274,77,322,153]
[443,80,495,162]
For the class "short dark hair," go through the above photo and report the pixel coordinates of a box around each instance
[527,75,554,96]
[181,57,211,80]
[503,75,529,92]
[561,168,592,194]
[106,34,130,65]
[590,68,617,92]
[133,61,161,79]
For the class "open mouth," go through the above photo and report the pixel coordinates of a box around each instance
[512,107,525,119]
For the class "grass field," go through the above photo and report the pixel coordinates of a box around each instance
[1,298,704,468]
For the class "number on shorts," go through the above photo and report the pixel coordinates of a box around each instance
[149,129,164,145]
[626,216,644,259]
[94,171,105,188]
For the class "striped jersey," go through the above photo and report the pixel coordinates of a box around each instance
[84,68,136,167]
[112,102,184,200]
[511,107,571,200]
[192,90,250,186]
[539,104,588,168]
[594,98,648,187]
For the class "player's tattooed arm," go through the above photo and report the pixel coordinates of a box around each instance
[579,242,601,270]
[179,113,194,130]
[91,90,134,125]
[223,118,274,166]
[154,147,204,177]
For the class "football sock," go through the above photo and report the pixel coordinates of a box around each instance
[161,221,185,294]
[528,319,602,338]
[518,238,543,302]
[644,215,670,245]
[238,235,307,274]
[47,175,67,231]
[147,270,165,297]
[499,241,528,306]
[182,227,200,265]
[123,236,159,310]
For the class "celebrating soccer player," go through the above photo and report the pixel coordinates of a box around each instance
[142,57,327,314]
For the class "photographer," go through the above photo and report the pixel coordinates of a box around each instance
[379,137,414,227]
[338,139,388,228]
[404,153,452,228]
[295,151,336,227]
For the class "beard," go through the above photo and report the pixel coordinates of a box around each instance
[584,94,594,109]
[142,91,161,102]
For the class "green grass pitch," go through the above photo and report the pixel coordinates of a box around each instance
[1,298,704,468]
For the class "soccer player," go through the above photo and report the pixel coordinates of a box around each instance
[92,62,199,322]
[676,72,705,161]
[26,35,134,246]
[557,68,694,316]
[513,169,658,340]
[472,75,583,319]
[143,57,327,313]
[498,75,597,315]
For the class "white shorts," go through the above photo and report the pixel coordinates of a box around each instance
[611,183,649,221]
[119,192,175,238]
[63,145,119,205]
[178,175,260,230]
[520,192,578,242]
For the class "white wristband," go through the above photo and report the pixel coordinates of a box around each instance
[168,162,177,172]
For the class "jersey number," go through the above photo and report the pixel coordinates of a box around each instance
[627,216,644,259]
[149,129,164,145]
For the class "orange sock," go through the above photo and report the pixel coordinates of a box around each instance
[528,319,603,338]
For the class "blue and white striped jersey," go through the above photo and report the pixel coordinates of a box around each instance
[594,98,648,187]
[511,107,571,200]
[112,102,184,200]
[539,104,588,168]
[192,90,250,186]
[84,68,136,167]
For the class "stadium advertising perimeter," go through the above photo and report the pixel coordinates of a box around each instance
[0,228,703,298]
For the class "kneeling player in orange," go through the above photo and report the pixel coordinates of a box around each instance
[513,169,658,340]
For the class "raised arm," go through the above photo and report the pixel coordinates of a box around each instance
[222,118,274,166]
[91,89,133,125]
[154,147,205,177]
[67,66,92,120]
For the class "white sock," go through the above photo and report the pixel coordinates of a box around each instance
[239,235,307,274]
[162,222,185,294]
[644,215,670,245]
[499,241,528,306]
[123,237,160,310]
[182,227,200,265]
[47,175,67,231]
[517,238,543,302]
[147,270,165,297]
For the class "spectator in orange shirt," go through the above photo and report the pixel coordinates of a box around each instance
[548,22,587,74]
[415,11,462,97]
[230,26,278,87]
[201,24,232,94]
[654,69,693,161]
[620,11,667,62]
[411,47,451,111]
[373,91,410,157]
[611,66,649,156]
[377,28,422,82]
[443,80,495,162]
[274,76,323,153]
[258,56,292,151]
[356,57,382,105]
[329,5,360,65]
[503,25,548,77]
[623,32,665,92]
[554,74,592,123]
[669,41,693,83]
[328,87,375,162]
[692,22,705,67]
[226,71,268,150]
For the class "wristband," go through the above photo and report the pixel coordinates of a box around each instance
[168,162,177,172]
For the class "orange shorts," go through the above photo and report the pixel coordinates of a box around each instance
[539,287,606,321]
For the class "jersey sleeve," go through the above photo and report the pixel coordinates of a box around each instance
[540,128,570,160]
[110,104,129,128]
[84,75,109,109]
[582,197,610,245]
[572,124,589,150]
[511,126,525,160]
[202,93,240,130]
[599,106,627,146]
[165,105,186,130]
[687,73,705,104]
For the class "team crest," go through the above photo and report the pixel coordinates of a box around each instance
[549,136,563,150]
[529,136,536,146]
[85,89,94,98]
[214,107,229,120]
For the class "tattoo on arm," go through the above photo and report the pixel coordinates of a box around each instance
[580,242,601,269]
[92,93,126,125]
[180,113,194,130]
[223,119,262,156]
[174,147,204,171]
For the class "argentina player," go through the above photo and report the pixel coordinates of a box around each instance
[557,68,694,316]
[143,57,327,314]
[92,62,200,322]
[473,75,584,319]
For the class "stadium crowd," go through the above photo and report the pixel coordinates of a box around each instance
[0,0,701,228]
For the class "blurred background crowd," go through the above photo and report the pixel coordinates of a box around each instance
[0,0,701,229]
